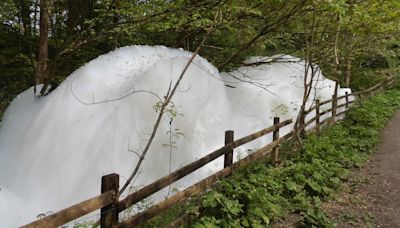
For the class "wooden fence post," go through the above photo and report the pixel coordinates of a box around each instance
[224,130,234,168]
[272,117,280,166]
[345,92,349,109]
[101,173,119,227]
[299,111,305,138]
[315,99,320,135]
[331,94,337,124]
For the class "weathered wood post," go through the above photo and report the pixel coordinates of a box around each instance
[224,130,234,168]
[272,117,280,166]
[101,173,119,227]
[331,94,337,124]
[345,91,349,109]
[299,109,306,138]
[315,99,320,135]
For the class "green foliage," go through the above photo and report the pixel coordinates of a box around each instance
[299,205,335,228]
[1,0,399,123]
[187,89,400,227]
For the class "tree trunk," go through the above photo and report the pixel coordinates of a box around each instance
[66,0,81,39]
[112,0,119,49]
[16,0,32,38]
[333,13,341,83]
[35,0,49,95]
[33,0,38,35]
[344,56,352,87]
[331,13,341,125]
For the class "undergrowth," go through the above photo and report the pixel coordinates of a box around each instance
[184,89,400,227]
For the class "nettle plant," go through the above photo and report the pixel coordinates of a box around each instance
[154,100,185,198]
[152,101,185,147]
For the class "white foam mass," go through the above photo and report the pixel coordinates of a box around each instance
[0,47,351,226]
[221,55,352,158]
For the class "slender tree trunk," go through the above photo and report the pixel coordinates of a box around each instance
[33,0,38,35]
[112,0,119,49]
[344,56,352,87]
[331,13,341,125]
[333,14,341,81]
[17,0,32,39]
[66,0,81,39]
[35,0,49,94]
[293,4,317,148]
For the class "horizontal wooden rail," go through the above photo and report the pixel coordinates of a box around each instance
[304,105,317,115]
[353,81,384,95]
[117,132,293,227]
[305,93,351,116]
[299,115,323,132]
[336,102,348,109]
[319,98,333,106]
[302,76,395,117]
[355,85,380,95]
[306,76,396,132]
[319,108,333,116]
[305,116,317,127]
[347,100,355,105]
[23,190,116,228]
[352,91,362,96]
[117,119,292,212]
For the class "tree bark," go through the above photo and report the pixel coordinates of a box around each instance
[113,0,119,49]
[331,13,341,125]
[17,0,32,38]
[344,55,352,87]
[33,0,38,35]
[66,0,81,38]
[35,0,49,95]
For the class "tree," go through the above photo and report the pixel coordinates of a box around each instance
[35,0,49,95]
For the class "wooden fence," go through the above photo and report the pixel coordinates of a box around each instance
[23,77,396,228]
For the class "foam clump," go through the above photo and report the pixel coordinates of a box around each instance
[0,46,350,226]
[0,46,230,226]
[222,54,351,153]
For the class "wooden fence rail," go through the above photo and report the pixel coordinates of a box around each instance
[116,119,292,213]
[23,77,396,228]
[23,191,116,228]
[117,131,294,228]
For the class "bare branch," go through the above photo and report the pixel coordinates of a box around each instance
[217,0,307,70]
[128,138,143,159]
[118,25,215,196]
[70,78,163,105]
[225,71,278,96]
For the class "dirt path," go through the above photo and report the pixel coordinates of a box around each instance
[322,110,400,227]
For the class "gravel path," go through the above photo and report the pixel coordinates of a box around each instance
[361,110,400,226]
[273,110,400,227]
[322,110,400,227]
